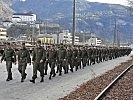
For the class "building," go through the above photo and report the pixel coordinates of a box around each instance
[84,36,102,46]
[39,22,61,34]
[37,34,54,44]
[0,28,8,41]
[2,20,13,28]
[12,12,36,23]
[58,30,79,44]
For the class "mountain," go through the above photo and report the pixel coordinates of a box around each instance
[0,0,14,20]
[3,0,133,42]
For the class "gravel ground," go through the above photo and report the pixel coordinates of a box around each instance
[59,56,133,100]
[0,52,132,100]
[102,66,133,100]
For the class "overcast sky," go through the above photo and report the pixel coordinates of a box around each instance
[86,0,128,5]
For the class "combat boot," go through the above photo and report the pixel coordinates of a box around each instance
[8,75,13,80]
[59,71,62,76]
[23,73,27,79]
[40,77,44,82]
[70,68,73,72]
[52,73,56,77]
[21,77,24,82]
[30,79,35,83]
[49,75,52,80]
[6,78,10,81]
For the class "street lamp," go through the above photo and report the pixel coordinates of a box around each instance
[72,0,76,45]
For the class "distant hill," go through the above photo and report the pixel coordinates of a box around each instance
[0,0,14,20]
[2,0,133,42]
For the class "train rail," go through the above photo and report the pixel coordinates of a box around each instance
[94,64,133,100]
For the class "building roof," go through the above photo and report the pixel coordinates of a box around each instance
[2,20,12,22]
[37,34,53,38]
[12,17,21,18]
[13,13,35,16]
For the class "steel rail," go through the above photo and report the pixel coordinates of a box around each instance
[94,64,133,100]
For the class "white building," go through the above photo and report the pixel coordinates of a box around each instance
[84,37,102,46]
[2,20,13,28]
[58,30,79,44]
[12,12,36,23]
[0,28,8,41]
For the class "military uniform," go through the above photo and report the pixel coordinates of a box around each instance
[18,47,31,82]
[82,47,88,68]
[47,47,57,79]
[1,46,16,81]
[44,48,49,75]
[67,47,73,72]
[30,44,46,83]
[57,46,68,76]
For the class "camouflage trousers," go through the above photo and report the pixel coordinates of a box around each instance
[18,62,27,78]
[32,62,44,79]
[6,61,12,79]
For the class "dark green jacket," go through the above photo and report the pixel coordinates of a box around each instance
[32,46,46,63]
[1,47,16,62]
[18,48,31,63]
[58,47,67,60]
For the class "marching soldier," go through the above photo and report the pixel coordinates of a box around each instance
[57,44,68,76]
[82,46,88,68]
[30,40,46,83]
[67,46,74,72]
[17,43,31,82]
[47,46,57,79]
[72,46,78,71]
[44,46,50,75]
[0,43,16,81]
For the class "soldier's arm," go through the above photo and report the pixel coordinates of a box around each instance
[17,50,20,61]
[1,50,5,62]
[32,48,36,62]
[26,50,31,63]
[42,49,46,61]
[12,49,16,62]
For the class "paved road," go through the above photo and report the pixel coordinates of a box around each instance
[0,52,132,100]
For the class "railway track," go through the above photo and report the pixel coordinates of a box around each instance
[94,64,133,100]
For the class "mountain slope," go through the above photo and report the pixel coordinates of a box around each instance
[4,0,133,42]
[0,0,14,20]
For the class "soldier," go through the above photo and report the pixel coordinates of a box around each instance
[47,46,57,79]
[44,46,50,75]
[0,43,16,81]
[72,46,78,71]
[17,43,31,82]
[82,46,88,68]
[30,40,46,83]
[76,46,82,69]
[57,44,68,76]
[67,46,73,72]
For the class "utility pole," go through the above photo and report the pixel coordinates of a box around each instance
[113,19,117,47]
[72,0,76,45]
[113,19,120,47]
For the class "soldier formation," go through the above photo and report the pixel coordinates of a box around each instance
[0,41,132,83]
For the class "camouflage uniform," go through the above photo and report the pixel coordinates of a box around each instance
[57,45,68,76]
[18,45,31,82]
[47,46,57,79]
[1,44,16,81]
[82,47,88,68]
[67,46,74,72]
[30,42,46,83]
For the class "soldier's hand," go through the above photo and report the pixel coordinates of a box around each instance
[64,59,66,61]
[40,59,43,63]
[14,62,16,65]
[32,61,34,64]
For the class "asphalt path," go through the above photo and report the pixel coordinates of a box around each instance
[0,51,132,100]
